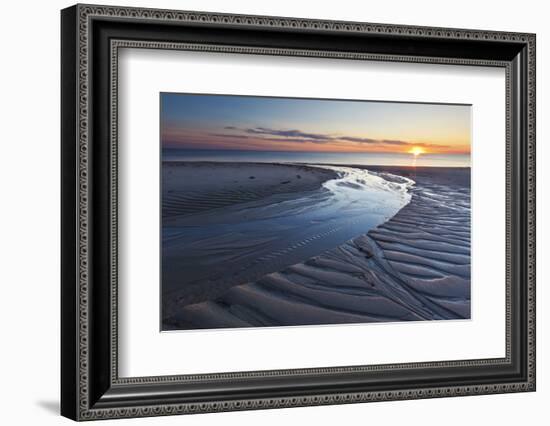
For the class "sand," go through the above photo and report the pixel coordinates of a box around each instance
[162,163,471,330]
[162,162,336,218]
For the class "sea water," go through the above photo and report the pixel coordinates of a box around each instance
[163,149,470,168]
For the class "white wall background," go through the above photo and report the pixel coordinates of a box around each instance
[0,0,546,424]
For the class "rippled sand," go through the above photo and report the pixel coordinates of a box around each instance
[163,162,336,217]
[162,164,470,330]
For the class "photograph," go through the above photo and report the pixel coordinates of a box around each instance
[160,93,472,330]
[58,3,536,420]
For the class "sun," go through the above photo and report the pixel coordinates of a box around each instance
[409,146,425,156]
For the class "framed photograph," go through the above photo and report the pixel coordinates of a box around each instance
[61,4,536,421]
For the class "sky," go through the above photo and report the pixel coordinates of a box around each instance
[161,93,471,156]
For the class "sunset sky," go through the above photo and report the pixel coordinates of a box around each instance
[161,93,471,156]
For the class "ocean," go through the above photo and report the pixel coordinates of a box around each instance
[163,149,470,168]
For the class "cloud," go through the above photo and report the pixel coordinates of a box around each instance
[212,131,327,144]
[219,126,449,149]
[339,137,414,146]
[339,136,377,144]
[244,127,333,142]
[380,139,410,146]
[261,137,329,144]
[209,133,251,139]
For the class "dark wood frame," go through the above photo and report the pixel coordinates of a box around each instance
[61,4,536,421]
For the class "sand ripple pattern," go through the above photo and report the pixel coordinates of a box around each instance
[162,162,336,218]
[165,168,471,329]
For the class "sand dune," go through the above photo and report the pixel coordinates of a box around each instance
[163,165,470,330]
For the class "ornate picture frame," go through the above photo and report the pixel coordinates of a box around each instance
[61,4,535,421]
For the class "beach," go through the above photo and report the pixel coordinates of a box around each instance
[162,162,470,330]
[162,162,337,217]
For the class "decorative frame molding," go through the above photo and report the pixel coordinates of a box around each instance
[61,4,535,421]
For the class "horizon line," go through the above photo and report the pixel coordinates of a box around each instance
[162,159,471,169]
[162,147,470,156]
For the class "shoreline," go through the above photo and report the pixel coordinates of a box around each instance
[162,162,411,306]
[163,148,471,168]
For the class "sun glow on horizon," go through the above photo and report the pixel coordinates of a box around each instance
[409,146,426,156]
[161,93,472,166]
